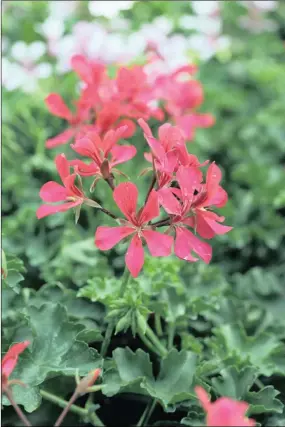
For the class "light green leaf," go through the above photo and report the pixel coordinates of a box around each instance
[103,348,197,410]
[3,303,102,412]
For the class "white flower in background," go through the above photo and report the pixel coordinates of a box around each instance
[180,0,230,61]
[238,0,277,33]
[48,1,78,20]
[240,1,277,12]
[191,0,220,16]
[3,41,52,92]
[88,1,135,19]
[36,17,65,56]
[188,33,231,61]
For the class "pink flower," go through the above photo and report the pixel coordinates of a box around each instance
[71,54,106,88]
[154,67,215,141]
[158,165,232,263]
[70,125,136,179]
[95,182,173,277]
[190,163,233,239]
[37,154,86,219]
[138,118,188,188]
[195,386,256,427]
[174,112,215,141]
[2,341,30,389]
[45,93,93,148]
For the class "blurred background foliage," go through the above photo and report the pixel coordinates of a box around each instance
[2,1,285,426]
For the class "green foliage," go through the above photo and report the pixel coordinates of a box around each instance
[103,348,197,410]
[2,303,102,412]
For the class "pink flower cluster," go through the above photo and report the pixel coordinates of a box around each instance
[37,56,231,277]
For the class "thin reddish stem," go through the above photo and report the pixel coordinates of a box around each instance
[54,390,78,427]
[4,387,32,427]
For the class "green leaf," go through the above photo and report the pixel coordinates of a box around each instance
[103,348,197,410]
[211,367,283,416]
[247,386,283,416]
[212,366,257,399]
[210,323,285,376]
[3,303,102,412]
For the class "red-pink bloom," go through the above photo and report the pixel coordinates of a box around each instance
[71,55,106,89]
[189,163,233,239]
[158,165,232,263]
[45,93,93,148]
[154,68,215,141]
[94,100,137,138]
[95,182,173,277]
[195,386,255,427]
[70,126,136,179]
[37,154,86,219]
[138,118,188,188]
[2,341,30,389]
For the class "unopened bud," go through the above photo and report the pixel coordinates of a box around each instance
[75,368,101,395]
[100,159,110,179]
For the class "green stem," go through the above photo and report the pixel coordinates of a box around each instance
[100,268,131,357]
[40,390,104,427]
[167,323,176,350]
[145,324,168,357]
[155,314,163,337]
[138,329,161,356]
[137,399,157,427]
[255,379,265,389]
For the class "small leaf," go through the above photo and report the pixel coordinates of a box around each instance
[85,199,102,209]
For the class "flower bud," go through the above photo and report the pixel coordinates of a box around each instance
[100,159,110,179]
[75,368,101,395]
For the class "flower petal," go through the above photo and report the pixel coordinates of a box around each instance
[116,119,137,138]
[138,118,153,137]
[46,128,75,149]
[175,227,212,263]
[195,386,211,412]
[176,166,201,204]
[95,226,134,250]
[125,234,144,278]
[196,211,232,239]
[158,187,181,215]
[45,93,73,120]
[39,181,67,203]
[139,190,160,224]
[69,159,100,176]
[113,182,138,223]
[111,145,137,166]
[36,201,81,219]
[2,341,30,378]
[55,153,70,183]
[143,230,173,256]
[174,227,198,263]
[71,54,93,85]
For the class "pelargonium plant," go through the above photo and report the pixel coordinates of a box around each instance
[4,55,257,427]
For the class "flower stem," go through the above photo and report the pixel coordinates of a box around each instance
[4,387,32,427]
[145,174,157,204]
[99,207,118,220]
[100,268,131,357]
[167,323,176,349]
[155,314,163,337]
[40,390,104,427]
[152,217,171,227]
[54,390,78,427]
[137,399,157,427]
[145,324,168,357]
[138,329,161,356]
